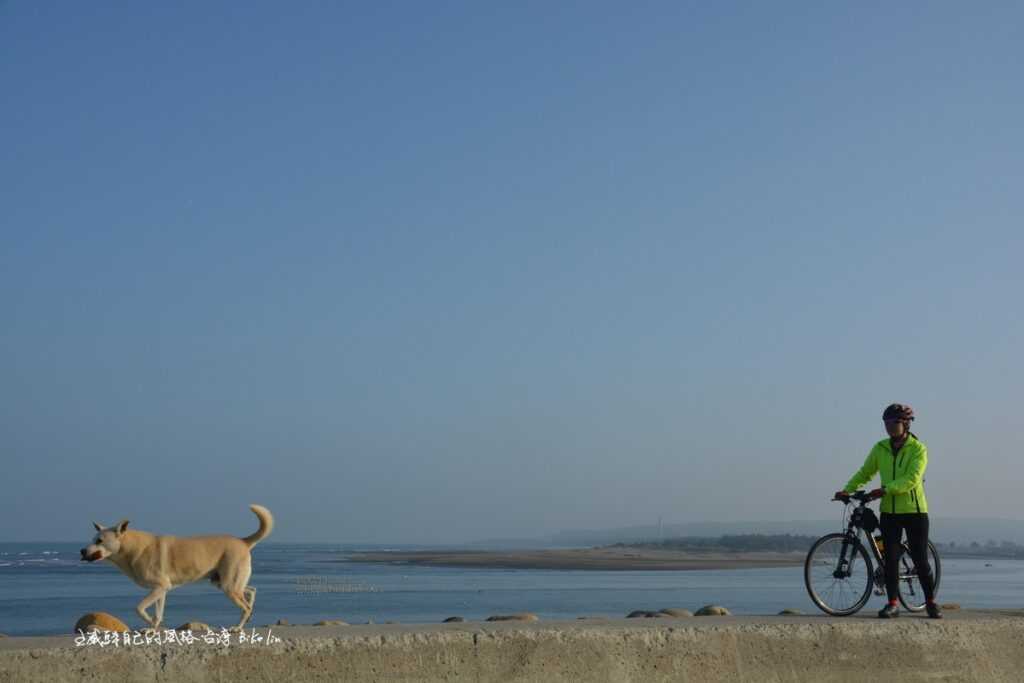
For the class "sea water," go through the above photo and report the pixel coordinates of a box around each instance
[1,543,1021,637]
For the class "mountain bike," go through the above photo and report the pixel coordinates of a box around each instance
[804,490,941,616]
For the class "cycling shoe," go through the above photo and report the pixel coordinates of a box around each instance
[877,604,900,619]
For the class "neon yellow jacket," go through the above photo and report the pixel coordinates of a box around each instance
[844,435,928,514]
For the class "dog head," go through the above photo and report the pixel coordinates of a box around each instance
[80,520,130,562]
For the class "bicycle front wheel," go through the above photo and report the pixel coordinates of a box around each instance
[805,533,873,616]
[898,540,942,612]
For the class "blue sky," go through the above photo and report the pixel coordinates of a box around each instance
[2,2,1022,542]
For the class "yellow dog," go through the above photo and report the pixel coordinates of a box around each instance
[80,504,273,631]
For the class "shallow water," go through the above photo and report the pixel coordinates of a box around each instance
[1,543,1021,636]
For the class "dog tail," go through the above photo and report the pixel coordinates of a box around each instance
[242,504,274,547]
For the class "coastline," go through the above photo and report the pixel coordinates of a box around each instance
[344,547,805,570]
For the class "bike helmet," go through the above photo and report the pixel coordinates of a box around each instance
[882,403,915,422]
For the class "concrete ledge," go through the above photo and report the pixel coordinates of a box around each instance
[2,611,1023,682]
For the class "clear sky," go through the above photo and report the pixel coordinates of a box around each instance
[2,2,1021,543]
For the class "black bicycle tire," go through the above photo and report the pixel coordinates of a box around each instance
[898,540,942,612]
[804,533,873,616]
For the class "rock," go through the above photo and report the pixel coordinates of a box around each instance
[443,617,464,623]
[314,620,348,626]
[0,633,7,638]
[74,613,130,634]
[275,619,290,626]
[485,613,538,622]
[695,605,731,616]
[658,609,694,618]
[626,610,666,618]
[176,622,212,632]
[778,609,802,616]
[940,603,961,611]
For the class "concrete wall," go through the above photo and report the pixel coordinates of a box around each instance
[2,613,1023,682]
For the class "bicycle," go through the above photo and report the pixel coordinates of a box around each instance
[804,490,941,616]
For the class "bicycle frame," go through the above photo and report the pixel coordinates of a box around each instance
[837,497,925,590]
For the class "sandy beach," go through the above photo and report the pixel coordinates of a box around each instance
[345,547,805,570]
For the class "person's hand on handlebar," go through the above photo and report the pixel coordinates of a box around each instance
[868,487,885,500]
[833,491,850,502]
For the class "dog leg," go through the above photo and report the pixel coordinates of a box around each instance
[136,586,168,629]
[244,586,257,611]
[225,591,252,632]
[155,594,168,631]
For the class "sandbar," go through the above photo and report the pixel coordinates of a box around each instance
[344,547,805,570]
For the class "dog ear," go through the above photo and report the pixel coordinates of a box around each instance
[115,520,130,535]
[93,521,104,533]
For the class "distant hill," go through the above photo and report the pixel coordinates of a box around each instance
[465,518,1024,549]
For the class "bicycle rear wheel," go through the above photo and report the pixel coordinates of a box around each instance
[805,533,873,616]
[897,540,942,612]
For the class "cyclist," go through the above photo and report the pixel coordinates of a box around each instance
[834,403,941,619]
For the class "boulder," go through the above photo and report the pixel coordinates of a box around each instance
[626,610,666,618]
[314,620,348,626]
[485,613,538,622]
[695,605,731,616]
[74,613,129,634]
[777,609,802,616]
[176,622,212,632]
[658,609,693,618]
[940,603,961,611]
[443,617,464,623]
[275,619,290,626]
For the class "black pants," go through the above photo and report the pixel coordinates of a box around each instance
[880,512,936,603]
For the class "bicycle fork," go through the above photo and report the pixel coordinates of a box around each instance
[834,534,860,580]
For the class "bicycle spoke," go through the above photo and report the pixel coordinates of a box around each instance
[806,535,872,615]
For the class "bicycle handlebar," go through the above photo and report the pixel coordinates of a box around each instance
[832,490,878,504]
